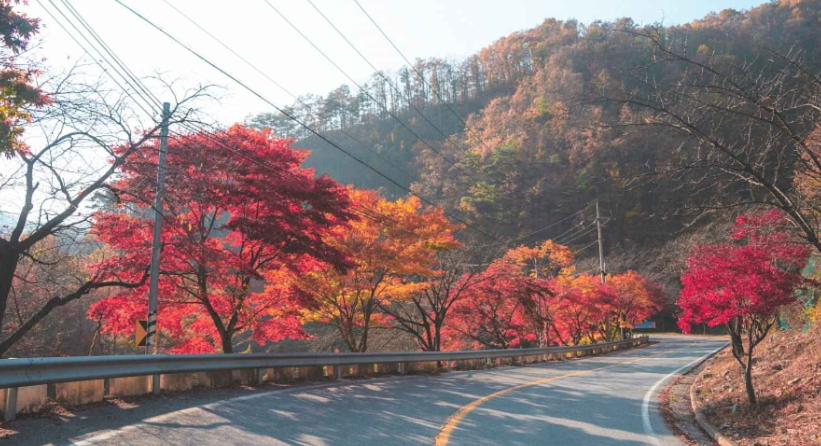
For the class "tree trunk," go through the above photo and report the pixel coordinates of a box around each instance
[0,250,20,337]
[744,360,757,405]
[337,322,359,352]
[220,330,234,354]
[359,325,369,353]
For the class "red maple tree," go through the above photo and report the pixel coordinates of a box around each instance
[548,274,613,346]
[89,125,355,353]
[446,260,549,349]
[677,210,810,404]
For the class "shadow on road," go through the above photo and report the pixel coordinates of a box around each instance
[2,336,728,446]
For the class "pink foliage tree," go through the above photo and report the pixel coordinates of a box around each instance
[677,211,810,404]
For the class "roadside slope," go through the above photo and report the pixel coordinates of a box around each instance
[691,326,820,445]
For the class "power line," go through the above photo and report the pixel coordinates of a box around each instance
[57,0,493,243]
[68,0,493,240]
[259,0,482,185]
[573,240,599,256]
[303,0,486,183]
[556,225,598,247]
[475,202,594,248]
[574,267,600,276]
[551,221,594,245]
[82,0,466,233]
[525,205,594,244]
[161,0,416,189]
[37,0,157,118]
[113,0,500,241]
[59,0,164,108]
[351,0,498,157]
[45,0,409,230]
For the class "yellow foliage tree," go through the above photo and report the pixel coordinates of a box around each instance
[297,188,461,352]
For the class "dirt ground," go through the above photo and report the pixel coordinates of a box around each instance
[691,326,820,446]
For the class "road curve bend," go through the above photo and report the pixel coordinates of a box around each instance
[8,335,727,446]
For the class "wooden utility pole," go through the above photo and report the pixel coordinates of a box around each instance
[146,102,171,395]
[595,200,606,285]
[595,200,613,340]
[534,258,545,348]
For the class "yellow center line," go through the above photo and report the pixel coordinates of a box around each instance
[433,345,683,446]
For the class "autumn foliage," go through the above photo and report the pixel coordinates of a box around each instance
[677,211,810,404]
[0,1,48,155]
[83,125,665,356]
[89,126,354,353]
[443,240,663,351]
[295,188,461,352]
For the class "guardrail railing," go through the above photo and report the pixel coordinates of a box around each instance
[0,336,649,421]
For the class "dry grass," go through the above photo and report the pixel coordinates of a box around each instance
[692,326,820,446]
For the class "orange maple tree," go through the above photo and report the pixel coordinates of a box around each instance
[607,271,665,339]
[296,189,461,352]
[501,240,574,346]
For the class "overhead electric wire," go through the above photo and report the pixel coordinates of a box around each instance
[351,0,498,157]
[574,267,600,275]
[259,0,483,185]
[59,0,164,108]
[161,0,415,187]
[113,0,500,241]
[37,0,157,118]
[64,0,449,231]
[474,202,594,248]
[558,226,598,246]
[572,240,599,256]
[550,221,594,245]
[521,204,594,243]
[303,0,486,182]
[45,0,408,229]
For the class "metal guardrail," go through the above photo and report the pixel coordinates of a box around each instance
[0,336,648,389]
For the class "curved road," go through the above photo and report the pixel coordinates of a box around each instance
[7,335,727,446]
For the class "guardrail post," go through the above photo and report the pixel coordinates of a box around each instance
[335,365,343,380]
[397,362,406,375]
[3,387,17,422]
[257,368,265,385]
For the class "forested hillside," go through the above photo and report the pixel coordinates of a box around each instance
[248,0,821,269]
[5,0,821,360]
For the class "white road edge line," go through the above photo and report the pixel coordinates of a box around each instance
[641,341,730,446]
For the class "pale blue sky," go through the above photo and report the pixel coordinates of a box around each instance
[23,0,767,124]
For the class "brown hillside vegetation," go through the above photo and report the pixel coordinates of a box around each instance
[692,326,820,445]
[248,0,821,306]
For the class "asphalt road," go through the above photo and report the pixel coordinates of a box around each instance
[5,335,728,446]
